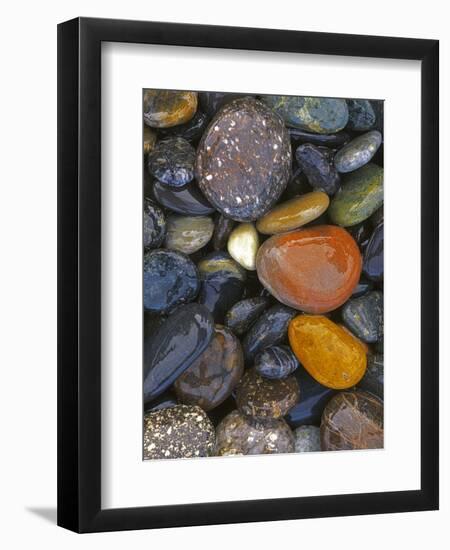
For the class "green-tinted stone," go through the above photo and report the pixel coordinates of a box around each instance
[329,163,383,226]
[164,214,214,254]
[334,131,382,173]
[262,95,348,134]
[346,99,376,131]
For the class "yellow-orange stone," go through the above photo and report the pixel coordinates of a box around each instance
[256,191,330,234]
[143,90,198,128]
[288,315,367,389]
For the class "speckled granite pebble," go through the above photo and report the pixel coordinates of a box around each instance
[294,425,321,452]
[144,405,215,459]
[147,137,195,187]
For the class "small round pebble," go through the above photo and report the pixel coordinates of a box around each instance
[147,137,195,187]
[294,426,321,452]
[227,222,259,270]
[164,214,214,254]
[143,90,198,128]
[144,405,215,459]
[255,345,299,379]
[215,410,294,455]
[224,296,271,336]
[334,131,382,173]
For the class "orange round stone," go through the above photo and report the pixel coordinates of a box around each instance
[256,225,362,313]
[288,315,367,389]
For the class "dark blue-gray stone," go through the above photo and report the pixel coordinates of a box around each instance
[143,303,214,402]
[334,131,382,173]
[289,128,350,148]
[358,354,384,399]
[242,304,297,363]
[342,291,383,343]
[255,345,299,379]
[143,249,199,313]
[143,198,166,249]
[351,278,374,298]
[147,137,195,187]
[346,99,376,131]
[295,143,340,195]
[158,109,209,142]
[363,223,384,281]
[152,180,215,216]
[224,296,271,336]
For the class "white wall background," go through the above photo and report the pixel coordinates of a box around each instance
[0,0,447,548]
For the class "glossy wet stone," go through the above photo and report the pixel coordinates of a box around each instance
[289,128,350,147]
[213,214,235,250]
[263,95,348,134]
[164,214,214,254]
[295,144,341,195]
[256,225,362,314]
[242,304,297,363]
[143,126,157,155]
[143,249,199,313]
[144,390,177,413]
[256,191,330,234]
[144,405,215,459]
[288,315,367,390]
[215,410,294,455]
[347,221,371,251]
[334,131,382,173]
[147,137,195,187]
[199,92,253,118]
[224,297,271,336]
[152,180,215,216]
[143,199,166,249]
[329,163,383,227]
[236,368,300,420]
[158,109,208,142]
[351,278,374,298]
[143,303,214,402]
[342,291,383,344]
[227,222,259,270]
[358,354,384,399]
[346,99,376,131]
[286,367,337,427]
[174,325,244,411]
[363,223,384,281]
[255,345,299,379]
[143,90,198,128]
[197,251,247,323]
[196,97,291,222]
[320,390,383,450]
[294,425,321,452]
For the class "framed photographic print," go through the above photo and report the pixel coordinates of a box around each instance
[57,17,439,533]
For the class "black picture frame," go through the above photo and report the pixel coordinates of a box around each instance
[57,17,439,533]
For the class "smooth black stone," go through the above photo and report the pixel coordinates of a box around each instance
[358,354,383,399]
[144,303,214,403]
[197,251,247,323]
[144,390,178,413]
[289,128,350,147]
[255,345,299,379]
[242,304,297,363]
[147,137,195,187]
[351,278,374,298]
[152,180,215,216]
[143,249,199,313]
[346,99,376,131]
[158,109,209,143]
[286,367,337,427]
[283,168,312,200]
[224,296,271,336]
[143,198,166,249]
[363,223,384,281]
[371,206,384,228]
[295,143,341,195]
[371,100,384,133]
[342,291,383,344]
[213,214,235,250]
[347,221,371,251]
[199,92,253,117]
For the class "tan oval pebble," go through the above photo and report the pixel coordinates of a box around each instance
[227,222,259,270]
[164,214,214,254]
[256,191,330,234]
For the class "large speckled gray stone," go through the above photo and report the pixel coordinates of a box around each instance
[294,425,321,452]
[144,405,215,459]
[334,131,382,173]
[196,97,291,222]
[262,95,349,134]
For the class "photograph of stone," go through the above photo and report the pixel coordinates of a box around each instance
[143,89,384,460]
